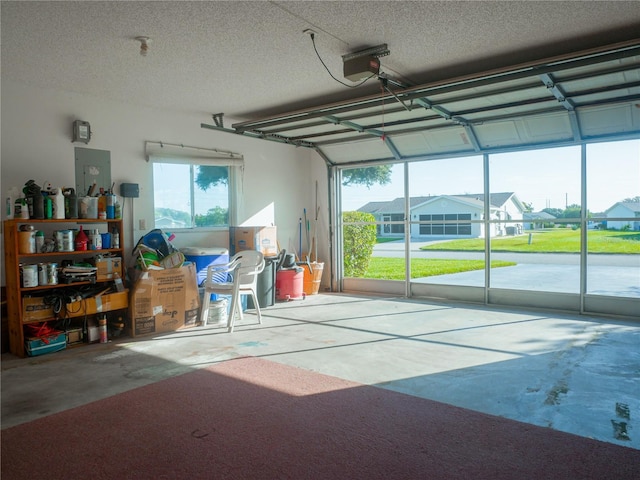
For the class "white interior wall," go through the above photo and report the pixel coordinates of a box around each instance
[1,81,330,287]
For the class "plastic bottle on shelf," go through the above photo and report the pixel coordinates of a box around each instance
[97,188,107,219]
[89,229,102,250]
[5,187,20,219]
[106,194,116,219]
[44,195,53,219]
[112,229,120,249]
[75,225,88,251]
[35,231,45,252]
[18,198,29,219]
[53,188,65,219]
[30,193,44,219]
[63,187,78,219]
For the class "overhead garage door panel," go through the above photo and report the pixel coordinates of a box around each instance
[475,112,574,149]
[207,40,640,163]
[321,137,395,163]
[393,126,477,157]
[579,103,640,137]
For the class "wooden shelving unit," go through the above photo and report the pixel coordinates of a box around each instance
[3,218,127,357]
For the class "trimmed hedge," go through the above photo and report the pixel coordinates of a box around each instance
[343,211,377,277]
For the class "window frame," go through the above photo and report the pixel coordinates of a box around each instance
[146,142,244,230]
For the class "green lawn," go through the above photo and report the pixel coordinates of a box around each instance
[376,236,404,244]
[419,229,640,254]
[364,258,516,280]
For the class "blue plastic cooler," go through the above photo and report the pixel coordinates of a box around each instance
[180,247,229,285]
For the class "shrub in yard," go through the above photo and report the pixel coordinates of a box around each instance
[343,211,377,277]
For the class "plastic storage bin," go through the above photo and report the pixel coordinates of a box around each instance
[181,247,229,285]
[25,331,66,356]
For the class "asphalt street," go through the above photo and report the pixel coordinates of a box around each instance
[373,241,640,297]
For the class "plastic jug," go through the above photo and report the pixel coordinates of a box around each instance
[75,226,88,251]
[64,188,78,219]
[53,188,65,219]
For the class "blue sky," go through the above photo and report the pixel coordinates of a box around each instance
[342,139,639,213]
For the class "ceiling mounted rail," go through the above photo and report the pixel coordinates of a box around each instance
[202,39,640,164]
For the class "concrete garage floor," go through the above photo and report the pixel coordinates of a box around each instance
[1,293,639,450]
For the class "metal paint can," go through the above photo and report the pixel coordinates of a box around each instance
[38,263,47,286]
[47,263,58,285]
[21,264,38,288]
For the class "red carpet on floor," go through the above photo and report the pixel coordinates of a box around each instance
[2,356,638,479]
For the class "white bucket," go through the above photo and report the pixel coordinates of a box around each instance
[208,299,228,326]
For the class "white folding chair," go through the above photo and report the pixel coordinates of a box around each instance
[200,250,265,332]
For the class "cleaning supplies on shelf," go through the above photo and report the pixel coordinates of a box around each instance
[53,188,65,219]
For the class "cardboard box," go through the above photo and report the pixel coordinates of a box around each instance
[129,263,200,337]
[65,290,129,318]
[23,296,56,322]
[93,256,123,281]
[230,226,278,256]
[65,328,84,345]
[25,331,66,356]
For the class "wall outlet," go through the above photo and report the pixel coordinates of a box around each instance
[139,219,146,230]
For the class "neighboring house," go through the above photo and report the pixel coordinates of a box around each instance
[358,192,525,239]
[604,202,640,230]
[524,211,556,230]
[154,216,187,229]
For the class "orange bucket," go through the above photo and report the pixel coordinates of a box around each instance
[300,262,324,295]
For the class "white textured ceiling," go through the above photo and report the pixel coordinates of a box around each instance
[2,1,640,122]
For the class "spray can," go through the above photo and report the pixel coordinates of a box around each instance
[99,316,108,343]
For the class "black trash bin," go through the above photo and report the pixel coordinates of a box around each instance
[247,255,278,309]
